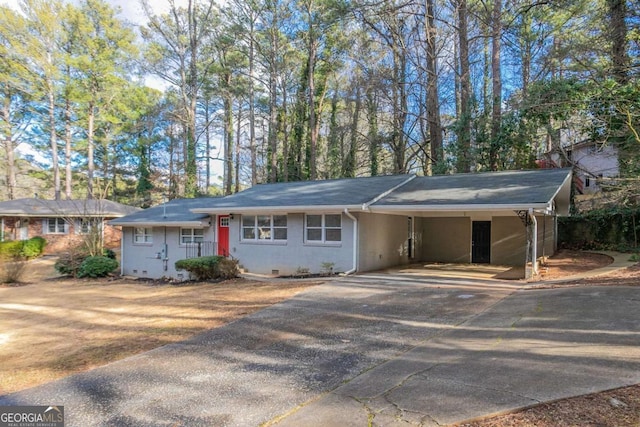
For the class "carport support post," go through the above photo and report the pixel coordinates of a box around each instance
[530,209,538,276]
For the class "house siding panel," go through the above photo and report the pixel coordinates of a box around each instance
[420,217,471,263]
[357,213,410,271]
[121,223,215,279]
[230,213,354,276]
[491,216,525,266]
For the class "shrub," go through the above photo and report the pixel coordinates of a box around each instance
[175,256,239,281]
[102,248,116,259]
[22,237,46,258]
[77,256,118,278]
[55,252,88,277]
[0,258,27,284]
[0,240,24,259]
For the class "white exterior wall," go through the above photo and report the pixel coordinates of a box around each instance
[573,144,619,193]
[356,212,411,271]
[121,222,215,279]
[229,213,355,276]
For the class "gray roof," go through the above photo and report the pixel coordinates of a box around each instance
[192,174,414,212]
[111,168,573,226]
[109,197,214,227]
[0,198,140,217]
[373,168,572,208]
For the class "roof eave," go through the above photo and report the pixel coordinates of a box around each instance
[109,220,210,227]
[369,203,552,213]
[191,205,363,214]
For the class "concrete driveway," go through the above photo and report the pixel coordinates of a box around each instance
[1,272,639,426]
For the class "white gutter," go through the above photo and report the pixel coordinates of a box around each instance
[369,203,552,213]
[530,208,538,276]
[191,205,363,215]
[109,220,209,227]
[119,227,124,276]
[343,208,358,275]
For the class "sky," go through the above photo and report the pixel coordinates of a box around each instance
[0,0,182,25]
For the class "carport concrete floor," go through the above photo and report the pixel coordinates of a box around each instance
[1,273,639,427]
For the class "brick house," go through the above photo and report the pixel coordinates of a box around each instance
[0,198,140,254]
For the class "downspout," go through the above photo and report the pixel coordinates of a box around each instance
[530,209,538,275]
[343,208,358,275]
[120,227,124,276]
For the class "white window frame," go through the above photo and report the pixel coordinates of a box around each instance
[305,214,342,244]
[76,218,101,235]
[180,228,204,244]
[45,218,68,235]
[241,215,287,242]
[133,227,153,244]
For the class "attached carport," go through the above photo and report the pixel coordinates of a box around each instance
[367,168,573,278]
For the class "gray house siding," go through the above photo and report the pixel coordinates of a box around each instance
[357,212,411,272]
[420,217,472,264]
[230,213,354,276]
[121,223,215,279]
[491,216,526,265]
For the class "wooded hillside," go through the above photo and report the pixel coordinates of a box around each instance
[1,0,638,207]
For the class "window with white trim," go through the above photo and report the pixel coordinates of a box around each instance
[46,218,67,234]
[76,218,101,235]
[241,215,287,241]
[305,214,341,243]
[180,228,204,244]
[134,227,153,244]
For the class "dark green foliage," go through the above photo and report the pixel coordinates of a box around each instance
[0,241,25,258]
[175,256,239,281]
[102,248,116,259]
[559,207,640,251]
[54,252,87,277]
[77,256,118,278]
[21,237,46,258]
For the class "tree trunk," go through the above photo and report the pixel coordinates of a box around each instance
[223,77,234,195]
[235,104,242,193]
[1,95,17,200]
[425,0,443,172]
[490,0,502,171]
[248,20,257,186]
[64,93,73,199]
[457,0,472,173]
[48,79,60,200]
[307,36,318,180]
[607,0,629,84]
[87,100,95,199]
[345,85,361,178]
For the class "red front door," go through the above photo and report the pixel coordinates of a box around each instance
[217,215,230,256]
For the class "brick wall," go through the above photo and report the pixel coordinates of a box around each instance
[1,216,122,254]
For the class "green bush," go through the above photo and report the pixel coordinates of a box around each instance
[77,256,118,278]
[0,240,24,259]
[102,248,116,259]
[22,237,47,258]
[55,252,87,277]
[175,256,239,281]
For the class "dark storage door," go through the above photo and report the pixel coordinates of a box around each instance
[472,221,491,263]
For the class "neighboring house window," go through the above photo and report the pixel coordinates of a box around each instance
[76,218,100,234]
[585,177,591,188]
[46,218,67,234]
[305,214,341,243]
[180,228,204,244]
[134,227,153,244]
[241,215,287,241]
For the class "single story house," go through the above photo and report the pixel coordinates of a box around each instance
[111,168,572,280]
[0,198,140,253]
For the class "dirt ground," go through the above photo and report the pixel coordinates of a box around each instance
[1,250,639,426]
[0,257,318,395]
